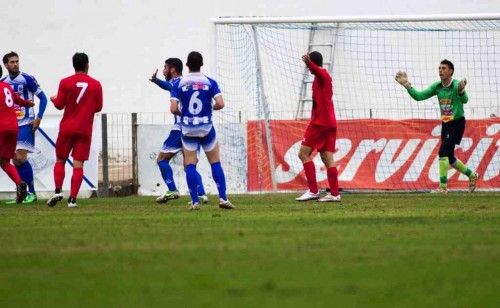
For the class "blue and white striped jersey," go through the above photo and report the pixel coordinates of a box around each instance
[1,72,42,126]
[169,77,182,131]
[170,73,222,137]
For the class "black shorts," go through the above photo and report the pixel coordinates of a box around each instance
[441,117,465,145]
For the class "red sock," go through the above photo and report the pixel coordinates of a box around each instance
[303,161,318,194]
[327,166,339,196]
[70,167,84,199]
[1,162,21,185]
[54,161,65,191]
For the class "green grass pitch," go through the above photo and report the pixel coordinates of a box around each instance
[0,193,499,307]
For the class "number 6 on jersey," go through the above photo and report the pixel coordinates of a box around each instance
[188,91,203,115]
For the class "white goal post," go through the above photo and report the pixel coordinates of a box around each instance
[210,14,500,192]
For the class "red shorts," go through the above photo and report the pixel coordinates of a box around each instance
[301,124,337,152]
[0,130,18,159]
[56,131,92,161]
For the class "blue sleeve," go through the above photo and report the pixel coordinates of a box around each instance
[36,91,48,118]
[170,84,179,101]
[25,74,47,118]
[153,79,172,92]
[25,75,37,92]
[210,79,221,99]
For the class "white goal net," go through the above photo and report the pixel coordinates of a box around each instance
[211,15,500,192]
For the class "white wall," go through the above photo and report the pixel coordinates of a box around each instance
[2,0,499,114]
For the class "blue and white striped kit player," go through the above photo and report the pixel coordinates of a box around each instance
[171,73,220,151]
[158,77,183,154]
[1,72,46,152]
[1,69,47,201]
[171,68,233,210]
[151,72,206,203]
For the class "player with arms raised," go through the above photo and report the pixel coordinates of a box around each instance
[170,51,234,210]
[395,59,479,193]
[2,52,48,204]
[0,65,34,203]
[149,58,207,204]
[295,51,341,202]
[47,53,103,207]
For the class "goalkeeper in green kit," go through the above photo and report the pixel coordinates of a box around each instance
[395,59,479,193]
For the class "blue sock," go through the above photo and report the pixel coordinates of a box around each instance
[195,170,206,196]
[185,164,199,204]
[211,162,227,200]
[17,161,35,194]
[157,160,176,191]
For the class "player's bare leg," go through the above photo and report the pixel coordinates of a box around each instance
[296,145,320,201]
[205,143,233,209]
[156,152,180,203]
[318,151,341,202]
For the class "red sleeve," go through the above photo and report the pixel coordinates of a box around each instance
[307,61,330,82]
[6,84,31,107]
[53,80,66,110]
[14,94,32,107]
[95,81,103,113]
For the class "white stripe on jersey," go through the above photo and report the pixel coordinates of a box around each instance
[178,72,211,88]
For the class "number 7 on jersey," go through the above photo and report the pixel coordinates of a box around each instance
[76,82,88,104]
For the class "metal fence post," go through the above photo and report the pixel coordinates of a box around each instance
[131,113,139,194]
[101,114,109,197]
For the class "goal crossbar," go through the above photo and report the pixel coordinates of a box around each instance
[211,13,500,25]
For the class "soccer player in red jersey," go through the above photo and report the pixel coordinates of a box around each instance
[0,65,34,203]
[47,53,103,208]
[295,51,341,202]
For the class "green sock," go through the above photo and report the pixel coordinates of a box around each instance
[452,159,472,177]
[439,157,449,188]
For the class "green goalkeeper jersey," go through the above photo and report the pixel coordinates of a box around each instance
[407,79,468,123]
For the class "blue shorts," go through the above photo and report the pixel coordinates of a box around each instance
[182,127,217,152]
[17,124,35,153]
[160,129,182,154]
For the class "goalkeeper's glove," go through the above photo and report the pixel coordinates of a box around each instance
[458,78,467,95]
[395,71,412,89]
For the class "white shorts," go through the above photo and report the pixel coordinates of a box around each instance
[181,127,217,152]
[160,129,182,154]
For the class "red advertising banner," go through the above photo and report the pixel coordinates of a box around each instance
[247,119,499,191]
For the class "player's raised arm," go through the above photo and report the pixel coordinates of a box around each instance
[302,52,329,81]
[149,68,158,82]
[458,78,469,104]
[395,71,437,101]
[149,69,173,92]
[395,71,412,89]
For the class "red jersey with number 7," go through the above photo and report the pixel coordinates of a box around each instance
[0,81,33,131]
[53,73,103,135]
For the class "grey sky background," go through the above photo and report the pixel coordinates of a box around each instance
[2,0,499,114]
